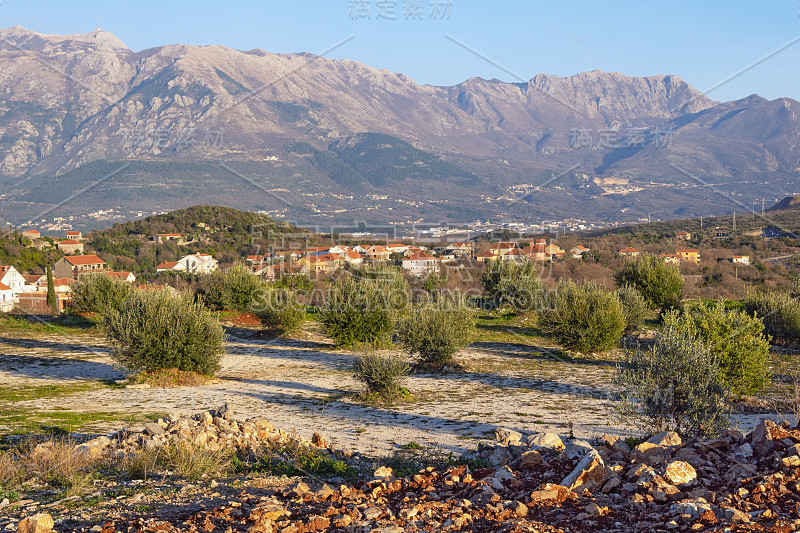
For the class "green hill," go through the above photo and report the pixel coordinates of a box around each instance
[86,205,311,275]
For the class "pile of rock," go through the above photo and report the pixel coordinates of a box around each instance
[13,413,800,532]
[66,404,349,463]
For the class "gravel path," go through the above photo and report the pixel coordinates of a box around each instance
[0,326,779,454]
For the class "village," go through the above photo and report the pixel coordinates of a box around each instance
[1,220,770,317]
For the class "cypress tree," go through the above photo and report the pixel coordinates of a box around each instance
[46,266,57,313]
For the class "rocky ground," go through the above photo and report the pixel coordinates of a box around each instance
[3,406,800,532]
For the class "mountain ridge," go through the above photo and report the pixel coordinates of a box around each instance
[0,26,798,228]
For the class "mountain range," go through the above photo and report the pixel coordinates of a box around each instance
[1,26,798,230]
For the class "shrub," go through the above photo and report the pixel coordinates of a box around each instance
[616,284,649,334]
[253,288,305,334]
[615,326,729,438]
[352,353,410,398]
[743,288,800,345]
[790,277,800,299]
[537,280,625,353]
[319,268,409,348]
[70,274,133,314]
[103,288,224,376]
[664,303,771,395]
[481,259,542,313]
[397,292,475,365]
[195,263,266,312]
[615,254,683,310]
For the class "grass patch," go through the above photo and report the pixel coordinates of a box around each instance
[0,314,97,335]
[0,382,111,403]
[233,440,354,479]
[0,409,166,442]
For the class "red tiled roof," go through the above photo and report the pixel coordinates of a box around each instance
[404,251,437,261]
[107,271,133,279]
[156,262,179,269]
[58,239,82,245]
[64,255,106,266]
[619,247,640,253]
[675,249,699,253]
[0,282,11,291]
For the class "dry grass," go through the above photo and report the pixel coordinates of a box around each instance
[127,368,213,388]
[0,439,102,497]
[118,439,234,481]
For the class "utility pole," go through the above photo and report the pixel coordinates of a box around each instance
[762,199,765,217]
[733,211,736,231]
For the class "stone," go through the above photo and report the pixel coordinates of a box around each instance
[781,455,800,468]
[373,466,394,480]
[584,502,603,518]
[733,442,753,459]
[143,422,165,436]
[722,507,750,523]
[751,419,776,457]
[520,450,544,467]
[562,439,594,460]
[647,431,682,447]
[488,466,515,491]
[528,432,564,452]
[669,500,711,519]
[632,442,668,465]
[495,427,523,446]
[664,461,697,487]
[16,513,53,533]
[512,501,528,517]
[560,449,608,492]
[73,436,111,459]
[363,506,382,520]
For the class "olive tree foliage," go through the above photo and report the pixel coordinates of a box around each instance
[195,262,267,312]
[615,254,683,310]
[615,325,729,439]
[252,287,305,334]
[70,273,133,314]
[352,353,410,398]
[481,259,543,313]
[743,287,800,346]
[616,284,649,334]
[790,277,800,300]
[663,303,771,395]
[397,291,476,366]
[319,266,410,348]
[102,288,225,376]
[537,280,626,353]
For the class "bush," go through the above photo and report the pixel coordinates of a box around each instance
[615,254,683,310]
[397,292,476,366]
[616,284,649,334]
[70,274,133,314]
[481,259,542,313]
[319,268,409,348]
[103,288,225,376]
[664,303,771,395]
[195,263,266,312]
[352,353,410,398]
[252,288,305,334]
[743,288,800,345]
[615,325,729,438]
[790,278,800,299]
[538,280,625,353]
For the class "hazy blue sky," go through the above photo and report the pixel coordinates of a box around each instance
[2,1,799,102]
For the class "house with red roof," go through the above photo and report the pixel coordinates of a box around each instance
[402,251,440,276]
[0,282,14,312]
[54,255,108,279]
[618,247,641,257]
[56,239,84,254]
[156,261,185,273]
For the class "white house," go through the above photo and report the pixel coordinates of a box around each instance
[402,251,440,276]
[0,282,14,312]
[177,253,218,274]
[0,266,26,300]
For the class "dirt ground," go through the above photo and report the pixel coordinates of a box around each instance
[0,319,785,456]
